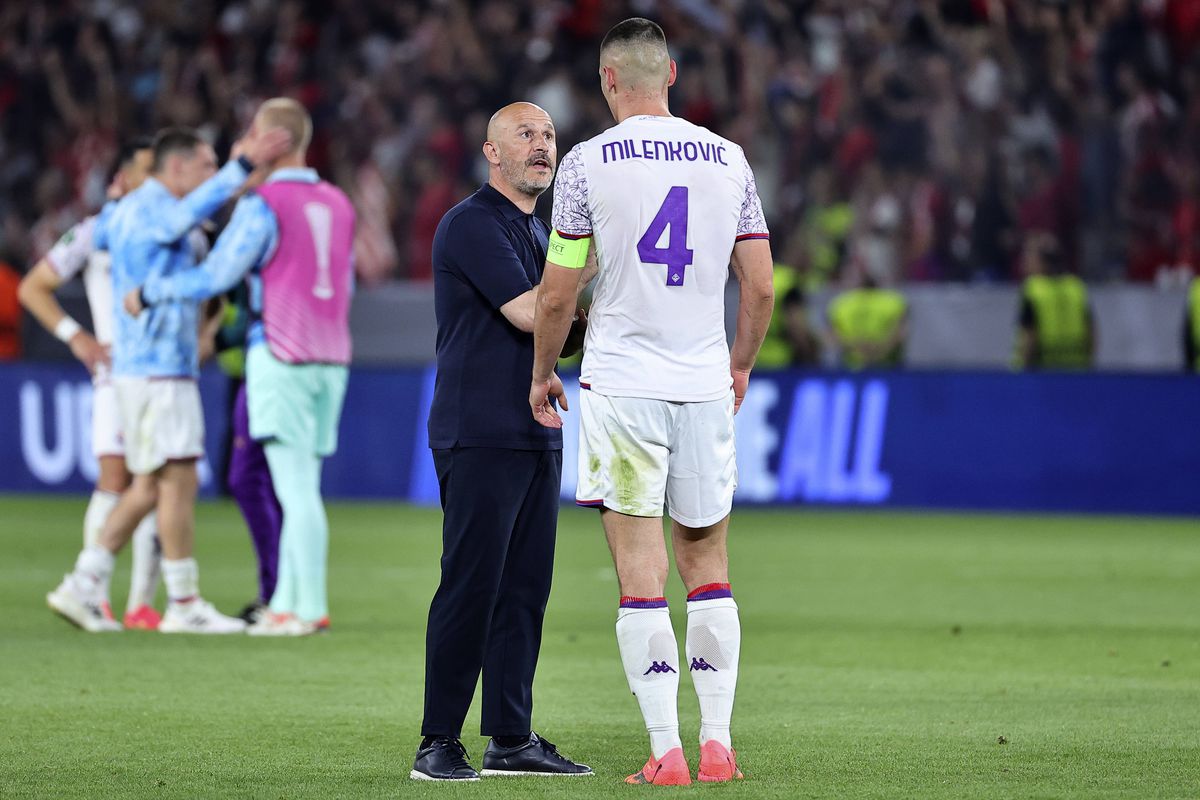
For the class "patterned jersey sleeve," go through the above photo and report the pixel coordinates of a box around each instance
[735,150,769,240]
[44,216,97,280]
[550,145,592,238]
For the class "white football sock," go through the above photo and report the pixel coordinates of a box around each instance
[126,513,160,612]
[162,558,199,605]
[82,490,119,548]
[616,602,682,759]
[686,595,741,748]
[73,545,115,600]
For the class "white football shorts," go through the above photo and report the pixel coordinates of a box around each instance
[113,377,205,475]
[576,388,737,528]
[90,373,123,458]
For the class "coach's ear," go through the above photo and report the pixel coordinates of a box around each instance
[667,59,677,88]
[482,140,500,167]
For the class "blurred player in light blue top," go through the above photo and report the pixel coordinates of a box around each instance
[48,124,293,635]
[128,99,356,637]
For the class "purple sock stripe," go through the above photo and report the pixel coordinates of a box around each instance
[620,596,668,609]
[687,586,734,602]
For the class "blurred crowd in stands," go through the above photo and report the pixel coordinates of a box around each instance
[2,0,1200,297]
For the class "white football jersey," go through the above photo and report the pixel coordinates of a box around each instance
[552,115,768,402]
[46,215,115,346]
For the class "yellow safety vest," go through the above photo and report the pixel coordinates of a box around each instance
[1022,274,1090,369]
[828,288,907,369]
[216,301,246,379]
[1189,279,1200,372]
[755,264,800,369]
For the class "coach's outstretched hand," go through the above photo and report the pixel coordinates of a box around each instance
[530,374,568,429]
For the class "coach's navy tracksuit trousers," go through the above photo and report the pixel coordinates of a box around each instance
[421,447,563,738]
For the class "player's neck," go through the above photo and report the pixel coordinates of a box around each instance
[269,154,307,172]
[613,94,672,124]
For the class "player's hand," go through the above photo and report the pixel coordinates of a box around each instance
[732,367,751,415]
[530,373,568,429]
[124,288,145,317]
[68,330,110,375]
[238,127,293,168]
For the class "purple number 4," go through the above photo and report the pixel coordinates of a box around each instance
[637,186,693,286]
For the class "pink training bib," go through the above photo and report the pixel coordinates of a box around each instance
[256,180,355,365]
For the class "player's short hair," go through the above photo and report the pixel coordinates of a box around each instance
[109,136,152,181]
[116,137,153,169]
[151,127,205,172]
[600,17,667,56]
[256,98,312,154]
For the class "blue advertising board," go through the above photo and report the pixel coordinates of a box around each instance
[3,362,1198,514]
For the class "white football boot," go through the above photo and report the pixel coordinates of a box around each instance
[247,612,322,637]
[159,598,247,634]
[47,575,122,632]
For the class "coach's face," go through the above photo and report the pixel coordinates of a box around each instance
[487,105,556,198]
[175,143,219,195]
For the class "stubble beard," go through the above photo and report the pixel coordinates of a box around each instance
[505,160,553,199]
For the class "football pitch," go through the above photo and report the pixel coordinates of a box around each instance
[1,496,1197,799]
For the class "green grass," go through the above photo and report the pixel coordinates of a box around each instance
[1,496,1198,799]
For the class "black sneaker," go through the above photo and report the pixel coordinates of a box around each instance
[410,737,480,781]
[237,601,268,624]
[481,732,594,777]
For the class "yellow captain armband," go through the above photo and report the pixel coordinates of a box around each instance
[547,230,591,269]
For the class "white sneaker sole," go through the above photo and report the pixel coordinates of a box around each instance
[159,623,247,635]
[480,769,594,777]
[408,770,479,782]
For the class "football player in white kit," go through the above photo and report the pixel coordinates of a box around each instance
[529,18,775,786]
[19,140,165,630]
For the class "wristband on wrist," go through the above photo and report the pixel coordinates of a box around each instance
[54,316,82,343]
[237,155,256,173]
[139,287,150,309]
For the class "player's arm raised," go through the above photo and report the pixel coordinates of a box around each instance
[129,195,274,315]
[151,129,292,245]
[728,237,774,414]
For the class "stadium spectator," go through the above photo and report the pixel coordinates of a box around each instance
[0,255,21,359]
[756,250,822,370]
[2,1,1200,285]
[1014,233,1095,369]
[828,269,909,370]
[1185,275,1200,371]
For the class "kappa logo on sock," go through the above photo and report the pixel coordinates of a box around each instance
[643,661,677,675]
[690,657,719,672]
